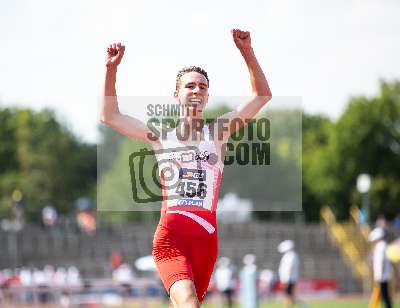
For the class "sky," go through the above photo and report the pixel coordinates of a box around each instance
[1,0,399,143]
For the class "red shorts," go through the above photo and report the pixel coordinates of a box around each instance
[152,223,218,302]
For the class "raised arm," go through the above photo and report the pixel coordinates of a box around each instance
[217,29,272,142]
[100,43,161,146]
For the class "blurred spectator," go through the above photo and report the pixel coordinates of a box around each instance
[112,263,135,296]
[368,228,392,308]
[66,266,82,288]
[32,268,51,304]
[278,240,304,308]
[0,269,20,303]
[217,193,253,223]
[76,210,96,233]
[20,268,32,287]
[239,254,258,308]
[1,268,19,286]
[215,257,236,307]
[43,265,55,284]
[259,269,277,298]
[42,206,58,227]
[75,197,96,234]
[32,268,46,286]
[20,267,33,303]
[54,267,67,287]
[112,263,135,284]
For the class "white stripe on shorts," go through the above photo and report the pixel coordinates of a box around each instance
[166,210,216,234]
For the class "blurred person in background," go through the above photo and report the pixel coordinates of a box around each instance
[258,268,277,299]
[368,227,392,308]
[66,266,82,288]
[42,206,57,228]
[75,199,96,234]
[54,267,67,287]
[112,263,135,296]
[239,254,258,308]
[0,269,20,303]
[54,267,70,307]
[20,267,33,303]
[277,240,305,308]
[32,267,52,304]
[43,265,55,284]
[215,257,236,307]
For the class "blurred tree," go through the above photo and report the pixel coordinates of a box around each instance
[302,114,335,221]
[0,108,97,221]
[0,109,18,174]
[311,81,400,221]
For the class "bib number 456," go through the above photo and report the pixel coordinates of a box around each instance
[176,181,207,199]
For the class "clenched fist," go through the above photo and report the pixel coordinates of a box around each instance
[231,29,252,51]
[106,42,125,68]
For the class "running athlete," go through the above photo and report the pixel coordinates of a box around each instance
[101,29,272,307]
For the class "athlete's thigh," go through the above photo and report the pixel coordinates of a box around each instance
[153,225,194,293]
[191,238,218,302]
[153,249,194,294]
[169,279,199,306]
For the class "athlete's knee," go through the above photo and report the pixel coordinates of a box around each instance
[172,293,199,308]
[169,279,200,308]
[177,296,199,308]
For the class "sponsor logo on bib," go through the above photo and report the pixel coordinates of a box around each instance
[177,198,204,207]
[180,168,206,181]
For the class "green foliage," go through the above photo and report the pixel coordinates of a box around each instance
[302,114,335,220]
[303,81,400,221]
[0,108,96,221]
[0,109,19,174]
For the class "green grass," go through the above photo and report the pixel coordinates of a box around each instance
[201,298,400,308]
[114,297,400,308]
[70,297,399,308]
[3,296,399,308]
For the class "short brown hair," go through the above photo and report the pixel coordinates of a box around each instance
[175,66,209,91]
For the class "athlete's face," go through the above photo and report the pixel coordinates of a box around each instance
[174,72,209,118]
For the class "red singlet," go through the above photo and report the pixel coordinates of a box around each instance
[152,125,222,302]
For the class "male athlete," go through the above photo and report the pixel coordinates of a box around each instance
[101,29,272,307]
